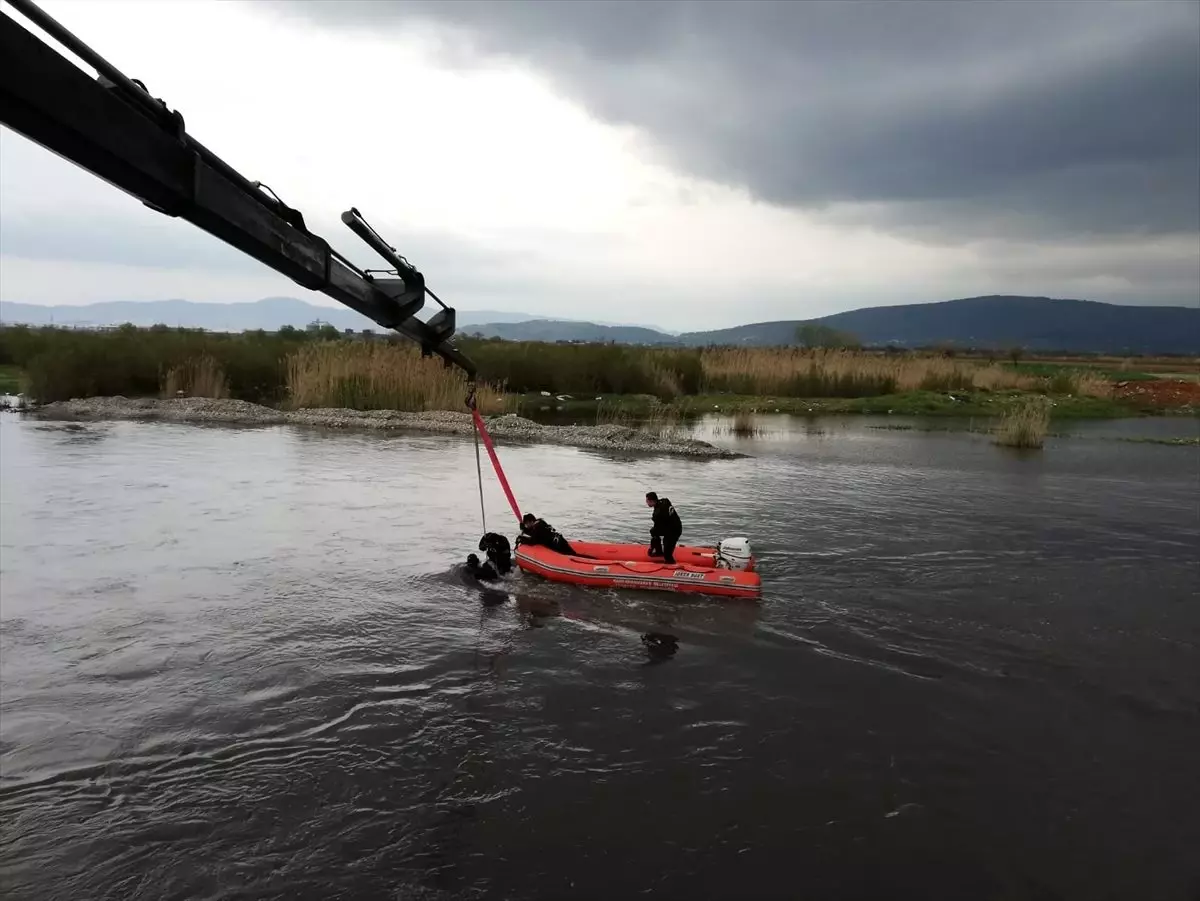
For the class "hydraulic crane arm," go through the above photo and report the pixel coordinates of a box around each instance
[0,0,476,378]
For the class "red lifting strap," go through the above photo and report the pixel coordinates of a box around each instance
[470,407,522,525]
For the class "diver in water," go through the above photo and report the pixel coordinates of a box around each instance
[464,552,500,582]
[642,631,680,661]
[515,513,576,555]
[645,491,683,564]
[478,532,514,575]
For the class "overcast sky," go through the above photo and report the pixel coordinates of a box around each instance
[1,0,1196,329]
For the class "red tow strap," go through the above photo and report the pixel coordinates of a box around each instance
[470,407,522,525]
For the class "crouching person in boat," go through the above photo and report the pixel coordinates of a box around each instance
[646,491,683,564]
[516,513,577,555]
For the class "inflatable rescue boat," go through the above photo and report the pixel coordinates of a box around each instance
[515,538,761,600]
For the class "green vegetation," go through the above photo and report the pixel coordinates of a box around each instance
[0,324,504,411]
[464,337,704,397]
[0,324,313,405]
[594,400,688,439]
[2,324,1194,421]
[993,396,1052,449]
[1117,436,1200,447]
[794,322,861,350]
[0,364,23,395]
[1005,360,1159,382]
[286,341,505,413]
[673,391,1128,418]
[521,390,1135,423]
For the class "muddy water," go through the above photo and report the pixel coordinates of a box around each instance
[1,415,1198,901]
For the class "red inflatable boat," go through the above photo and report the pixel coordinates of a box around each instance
[515,538,761,600]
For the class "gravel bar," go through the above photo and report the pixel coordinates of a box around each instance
[29,397,744,459]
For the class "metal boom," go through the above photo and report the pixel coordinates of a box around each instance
[0,0,476,378]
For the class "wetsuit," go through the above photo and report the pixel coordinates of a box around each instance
[465,553,500,582]
[478,532,513,575]
[649,497,683,564]
[517,518,576,555]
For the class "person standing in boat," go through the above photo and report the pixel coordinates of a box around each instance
[516,513,577,555]
[646,492,683,564]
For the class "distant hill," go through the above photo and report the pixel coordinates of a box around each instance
[0,297,551,333]
[462,319,679,345]
[0,298,670,335]
[465,295,1198,354]
[2,294,1195,355]
[679,295,1199,355]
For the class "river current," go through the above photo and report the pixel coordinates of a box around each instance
[1,414,1197,900]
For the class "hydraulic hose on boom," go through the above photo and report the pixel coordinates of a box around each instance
[0,0,477,380]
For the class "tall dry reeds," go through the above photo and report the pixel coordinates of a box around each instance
[161,354,229,399]
[643,358,685,400]
[595,400,633,427]
[730,408,759,437]
[285,342,505,413]
[596,400,685,438]
[993,396,1052,448]
[642,403,685,439]
[700,348,896,396]
[6,323,1144,410]
[974,364,1040,392]
[697,348,1036,397]
[1065,370,1114,398]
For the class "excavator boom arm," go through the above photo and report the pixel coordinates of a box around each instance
[0,0,476,378]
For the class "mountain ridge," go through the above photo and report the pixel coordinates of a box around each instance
[453,295,1200,354]
[2,295,1196,354]
[0,297,672,334]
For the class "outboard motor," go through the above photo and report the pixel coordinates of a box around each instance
[716,537,755,572]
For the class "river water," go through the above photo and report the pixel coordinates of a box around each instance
[1,413,1198,901]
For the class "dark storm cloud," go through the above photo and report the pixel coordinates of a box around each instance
[258,0,1200,240]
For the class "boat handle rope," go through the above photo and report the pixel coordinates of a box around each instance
[466,383,523,530]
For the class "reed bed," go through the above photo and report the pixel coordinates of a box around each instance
[704,405,767,437]
[596,400,686,439]
[3,324,1149,410]
[696,348,1036,397]
[161,354,230,399]
[730,408,760,437]
[1065,370,1114,398]
[993,396,1052,448]
[285,342,505,413]
[642,403,685,439]
[595,400,634,427]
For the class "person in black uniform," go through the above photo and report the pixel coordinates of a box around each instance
[464,552,500,581]
[478,532,513,575]
[516,513,577,555]
[645,491,683,564]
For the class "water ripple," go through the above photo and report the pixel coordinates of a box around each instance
[2,416,1198,901]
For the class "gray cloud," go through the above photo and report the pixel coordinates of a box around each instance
[257,0,1200,242]
[0,120,609,301]
[0,185,670,319]
[0,195,561,298]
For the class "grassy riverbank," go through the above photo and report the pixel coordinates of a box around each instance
[513,389,1163,421]
[0,364,23,395]
[2,324,1196,418]
[0,324,506,412]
